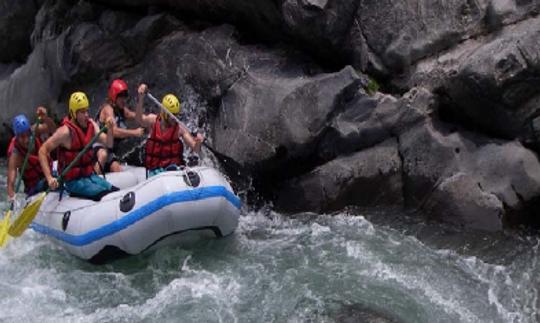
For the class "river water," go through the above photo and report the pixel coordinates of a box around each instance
[0,158,539,323]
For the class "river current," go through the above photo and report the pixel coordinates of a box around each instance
[0,158,538,323]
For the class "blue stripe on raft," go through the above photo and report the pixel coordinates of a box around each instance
[30,185,241,247]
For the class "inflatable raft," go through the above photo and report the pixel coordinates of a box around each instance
[29,166,241,263]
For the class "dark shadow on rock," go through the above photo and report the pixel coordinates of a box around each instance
[334,303,402,323]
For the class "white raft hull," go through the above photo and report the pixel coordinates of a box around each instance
[30,166,241,263]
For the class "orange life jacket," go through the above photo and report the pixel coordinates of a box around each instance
[145,116,184,170]
[58,117,95,181]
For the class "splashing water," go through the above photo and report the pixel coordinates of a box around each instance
[0,158,539,323]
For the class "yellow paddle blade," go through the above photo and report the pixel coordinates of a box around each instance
[8,192,47,238]
[0,210,11,248]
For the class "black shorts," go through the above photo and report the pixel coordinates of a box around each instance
[93,146,119,173]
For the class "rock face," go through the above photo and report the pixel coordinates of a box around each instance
[1,0,540,231]
[213,66,363,171]
[277,138,403,213]
[0,0,38,62]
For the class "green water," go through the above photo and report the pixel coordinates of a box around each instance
[0,159,538,323]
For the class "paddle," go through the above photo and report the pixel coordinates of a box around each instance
[0,120,40,247]
[8,125,108,238]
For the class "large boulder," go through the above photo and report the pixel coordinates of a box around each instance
[277,138,403,213]
[275,85,540,231]
[0,0,38,62]
[122,25,245,107]
[485,0,540,29]
[350,0,486,75]
[0,36,69,141]
[423,173,504,231]
[400,119,540,230]
[394,13,540,150]
[318,87,434,160]
[0,19,134,139]
[439,16,540,140]
[212,65,363,172]
[31,0,104,47]
[281,0,358,62]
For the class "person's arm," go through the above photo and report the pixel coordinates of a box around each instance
[35,106,57,138]
[100,104,143,139]
[180,131,204,153]
[39,126,69,190]
[7,152,22,200]
[122,106,137,120]
[94,119,114,149]
[135,83,157,128]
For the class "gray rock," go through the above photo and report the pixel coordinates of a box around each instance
[120,13,181,62]
[0,36,69,140]
[486,0,540,30]
[398,14,540,147]
[439,16,540,139]
[281,0,358,60]
[120,24,244,108]
[213,65,362,170]
[277,138,403,213]
[318,87,434,160]
[423,172,504,232]
[31,0,103,47]
[0,0,38,62]
[64,22,131,83]
[352,0,486,75]
[399,118,540,229]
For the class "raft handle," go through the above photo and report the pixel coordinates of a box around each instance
[120,192,136,213]
[62,211,71,231]
[183,170,200,187]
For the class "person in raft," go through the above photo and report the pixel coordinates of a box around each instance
[134,84,204,177]
[6,107,57,201]
[94,78,145,174]
[38,91,118,201]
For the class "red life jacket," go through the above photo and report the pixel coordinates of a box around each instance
[58,117,95,181]
[7,136,45,194]
[145,116,184,170]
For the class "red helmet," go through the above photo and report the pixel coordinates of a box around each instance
[108,79,128,103]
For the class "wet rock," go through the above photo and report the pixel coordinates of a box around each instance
[351,0,486,75]
[281,0,358,63]
[65,22,131,83]
[0,2,135,141]
[423,172,504,231]
[89,0,286,40]
[276,84,540,230]
[0,0,38,62]
[486,0,540,30]
[213,65,362,171]
[318,87,434,161]
[31,0,103,47]
[0,36,69,142]
[120,13,181,62]
[399,119,540,230]
[124,25,244,106]
[277,138,403,213]
[334,303,401,323]
[398,14,540,150]
[438,16,540,140]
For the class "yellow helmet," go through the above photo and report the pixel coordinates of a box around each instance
[69,91,89,117]
[162,94,180,115]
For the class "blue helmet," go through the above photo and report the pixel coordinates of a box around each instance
[12,114,31,136]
